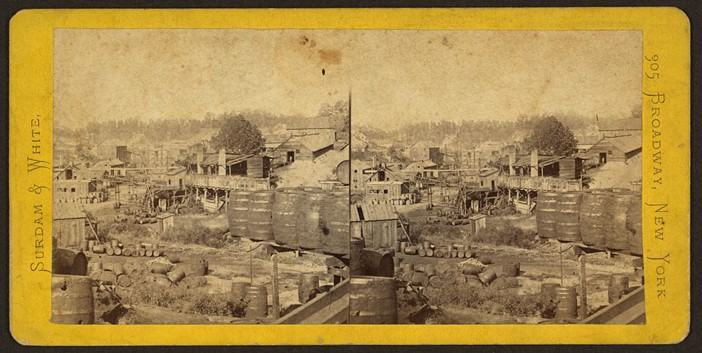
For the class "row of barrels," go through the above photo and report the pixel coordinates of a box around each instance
[536,189,642,255]
[228,188,349,256]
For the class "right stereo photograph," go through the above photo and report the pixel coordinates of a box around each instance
[349,29,644,325]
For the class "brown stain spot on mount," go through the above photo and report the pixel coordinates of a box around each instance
[318,49,342,65]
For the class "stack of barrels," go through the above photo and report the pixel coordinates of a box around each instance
[228,187,349,256]
[536,189,642,254]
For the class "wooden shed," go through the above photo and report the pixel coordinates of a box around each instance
[587,135,642,164]
[351,203,399,250]
[52,203,87,248]
[156,212,175,233]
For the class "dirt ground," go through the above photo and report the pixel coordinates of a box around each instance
[393,199,642,324]
[82,195,333,324]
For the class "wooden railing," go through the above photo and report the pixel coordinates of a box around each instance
[496,175,582,192]
[184,174,269,190]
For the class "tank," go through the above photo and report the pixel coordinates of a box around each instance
[51,275,95,324]
[626,196,643,256]
[248,190,275,241]
[272,188,302,246]
[605,191,637,251]
[228,190,252,238]
[349,276,398,324]
[297,188,325,250]
[556,192,582,242]
[536,191,560,238]
[335,160,350,185]
[580,190,610,247]
[321,190,349,255]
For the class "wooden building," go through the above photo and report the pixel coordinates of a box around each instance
[351,203,399,250]
[275,134,335,163]
[156,212,175,233]
[54,179,106,204]
[587,135,642,164]
[365,181,414,204]
[598,118,642,138]
[52,203,87,248]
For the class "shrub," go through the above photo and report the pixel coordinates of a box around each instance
[161,221,228,248]
[472,222,536,249]
[426,284,557,318]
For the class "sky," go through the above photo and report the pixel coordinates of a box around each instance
[54,29,641,129]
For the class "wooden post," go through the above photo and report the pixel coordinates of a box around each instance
[249,253,254,285]
[272,255,280,319]
[580,254,588,319]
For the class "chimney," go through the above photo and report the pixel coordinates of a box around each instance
[196,150,204,175]
[218,148,226,176]
[508,152,516,176]
[530,149,539,177]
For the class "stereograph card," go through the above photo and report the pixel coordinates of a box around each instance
[8,8,690,345]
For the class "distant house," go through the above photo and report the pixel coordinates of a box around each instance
[478,168,500,191]
[275,134,335,163]
[587,134,642,164]
[497,154,584,179]
[575,136,602,153]
[403,160,438,178]
[286,117,338,143]
[598,118,642,138]
[182,150,271,178]
[165,167,187,189]
[365,180,414,204]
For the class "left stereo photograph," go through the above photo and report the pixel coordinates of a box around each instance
[51,29,351,324]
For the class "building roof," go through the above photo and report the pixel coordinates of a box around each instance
[350,203,398,222]
[598,118,642,132]
[366,180,405,186]
[478,168,500,177]
[279,134,334,153]
[53,203,86,220]
[598,134,642,153]
[182,153,258,166]
[404,160,437,170]
[165,166,187,176]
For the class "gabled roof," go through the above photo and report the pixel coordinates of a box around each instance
[165,166,186,176]
[478,168,500,177]
[404,160,437,170]
[598,134,642,153]
[598,118,642,131]
[279,134,334,153]
[53,203,86,220]
[350,203,398,222]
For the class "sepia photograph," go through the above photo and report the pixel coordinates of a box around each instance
[51,29,350,324]
[347,30,644,324]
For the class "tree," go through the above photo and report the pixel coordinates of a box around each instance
[522,116,577,156]
[210,114,265,154]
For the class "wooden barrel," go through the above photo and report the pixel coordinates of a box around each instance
[557,192,582,242]
[626,196,643,256]
[349,276,398,324]
[245,285,268,318]
[536,191,560,238]
[555,286,578,320]
[321,190,349,255]
[272,188,302,246]
[297,189,325,250]
[51,275,95,324]
[228,190,252,238]
[580,190,610,247]
[350,238,366,276]
[608,274,630,303]
[606,192,636,251]
[478,268,497,285]
[297,274,320,304]
[248,190,275,241]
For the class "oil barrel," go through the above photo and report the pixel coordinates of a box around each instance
[228,190,252,238]
[349,276,398,324]
[536,191,560,238]
[297,274,320,304]
[272,188,302,246]
[608,274,630,303]
[245,285,269,319]
[555,286,578,320]
[248,190,275,241]
[350,238,366,276]
[51,274,95,324]
[321,190,349,256]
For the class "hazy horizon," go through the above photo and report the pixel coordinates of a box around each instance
[54,29,641,129]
